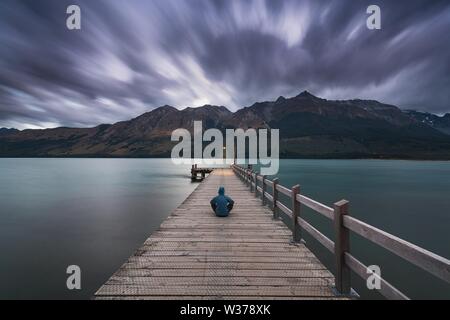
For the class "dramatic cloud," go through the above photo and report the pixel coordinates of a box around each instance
[0,0,449,129]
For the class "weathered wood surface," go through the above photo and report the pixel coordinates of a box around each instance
[95,168,345,300]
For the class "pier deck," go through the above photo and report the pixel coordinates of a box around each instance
[95,168,343,300]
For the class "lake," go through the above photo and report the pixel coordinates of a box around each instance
[0,158,449,299]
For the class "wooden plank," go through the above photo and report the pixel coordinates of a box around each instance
[276,184,292,197]
[112,268,333,278]
[265,179,274,187]
[107,276,333,287]
[122,261,327,270]
[151,231,292,237]
[298,217,334,253]
[276,200,292,217]
[96,296,346,300]
[145,237,294,243]
[159,224,286,229]
[137,250,317,258]
[139,246,315,255]
[297,194,334,220]
[142,241,311,249]
[126,256,322,264]
[264,191,273,203]
[96,285,336,297]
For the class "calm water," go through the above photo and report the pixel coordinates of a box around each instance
[0,159,198,299]
[270,159,450,300]
[0,159,449,299]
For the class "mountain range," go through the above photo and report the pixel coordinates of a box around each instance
[1,91,450,159]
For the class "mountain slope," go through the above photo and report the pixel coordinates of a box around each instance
[404,110,450,135]
[1,92,450,159]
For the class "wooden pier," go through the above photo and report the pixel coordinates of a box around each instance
[95,168,344,299]
[95,166,450,300]
[190,164,213,181]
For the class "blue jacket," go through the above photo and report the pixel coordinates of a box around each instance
[210,187,234,217]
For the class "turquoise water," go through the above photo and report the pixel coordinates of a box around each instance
[0,159,449,299]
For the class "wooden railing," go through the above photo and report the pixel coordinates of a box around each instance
[231,164,450,300]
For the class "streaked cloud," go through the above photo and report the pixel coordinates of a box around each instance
[0,0,449,129]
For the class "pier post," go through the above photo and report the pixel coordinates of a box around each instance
[291,185,301,242]
[262,175,267,206]
[249,170,254,192]
[254,172,258,197]
[191,164,198,180]
[272,178,279,219]
[334,200,351,295]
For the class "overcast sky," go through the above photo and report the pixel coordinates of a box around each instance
[0,0,449,129]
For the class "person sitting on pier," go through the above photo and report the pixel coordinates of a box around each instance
[210,186,234,217]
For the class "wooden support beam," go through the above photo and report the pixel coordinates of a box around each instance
[262,175,267,206]
[291,185,301,243]
[334,200,351,295]
[272,178,279,219]
[254,172,258,198]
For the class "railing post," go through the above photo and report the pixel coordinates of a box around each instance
[262,175,267,206]
[272,178,279,219]
[291,185,301,242]
[334,199,351,295]
[249,170,254,192]
[254,172,258,197]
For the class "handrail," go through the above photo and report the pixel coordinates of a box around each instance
[231,164,450,300]
[276,184,292,197]
[276,201,292,217]
[343,215,450,283]
[297,194,334,220]
[297,216,334,253]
